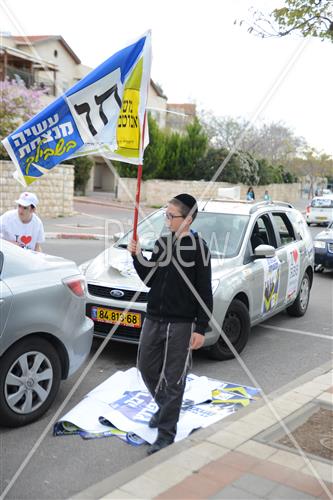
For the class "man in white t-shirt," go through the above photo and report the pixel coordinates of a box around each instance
[0,192,45,251]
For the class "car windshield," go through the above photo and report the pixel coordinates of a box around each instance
[311,198,333,208]
[115,210,249,258]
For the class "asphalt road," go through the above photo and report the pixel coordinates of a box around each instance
[1,211,332,500]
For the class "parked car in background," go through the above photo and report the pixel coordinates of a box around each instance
[0,241,93,427]
[306,195,333,226]
[313,220,333,272]
[80,200,314,361]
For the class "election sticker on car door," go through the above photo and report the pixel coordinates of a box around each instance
[262,256,280,315]
[286,244,301,302]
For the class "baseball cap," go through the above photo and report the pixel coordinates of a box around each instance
[15,192,39,208]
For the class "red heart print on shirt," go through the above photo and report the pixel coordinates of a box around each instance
[20,235,32,246]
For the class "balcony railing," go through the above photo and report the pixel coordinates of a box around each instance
[5,65,55,95]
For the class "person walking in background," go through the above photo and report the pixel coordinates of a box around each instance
[128,193,213,455]
[0,192,45,251]
[263,190,271,201]
[246,186,255,201]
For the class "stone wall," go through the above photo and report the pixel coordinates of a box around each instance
[117,178,301,206]
[0,161,74,217]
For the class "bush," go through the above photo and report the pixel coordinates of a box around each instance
[71,156,93,195]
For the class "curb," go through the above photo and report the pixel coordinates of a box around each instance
[73,359,333,500]
[45,232,107,241]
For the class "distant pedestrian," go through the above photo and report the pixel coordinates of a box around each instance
[128,193,213,455]
[263,190,271,201]
[0,192,45,251]
[246,186,255,201]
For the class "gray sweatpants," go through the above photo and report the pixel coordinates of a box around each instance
[138,318,192,440]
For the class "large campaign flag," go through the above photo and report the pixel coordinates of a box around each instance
[2,32,152,186]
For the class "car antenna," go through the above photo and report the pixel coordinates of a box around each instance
[201,198,211,211]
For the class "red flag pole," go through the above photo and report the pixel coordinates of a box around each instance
[132,111,147,242]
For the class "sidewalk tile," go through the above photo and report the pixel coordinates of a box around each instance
[313,373,333,387]
[267,484,317,499]
[251,461,293,483]
[213,451,260,472]
[198,462,243,485]
[210,485,259,499]
[157,471,222,499]
[284,470,328,497]
[207,430,247,449]
[282,391,316,405]
[233,473,279,497]
[301,460,333,483]
[192,442,230,461]
[121,474,169,498]
[268,449,306,470]
[145,461,191,490]
[224,421,261,439]
[317,392,333,405]
[162,445,229,473]
[239,413,276,430]
[236,440,277,460]
[295,382,330,397]
[101,489,134,499]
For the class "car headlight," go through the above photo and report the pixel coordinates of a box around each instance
[212,279,220,295]
[314,240,326,249]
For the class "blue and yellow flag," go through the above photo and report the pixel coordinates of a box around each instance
[2,32,152,186]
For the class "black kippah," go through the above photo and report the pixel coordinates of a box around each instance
[173,193,198,211]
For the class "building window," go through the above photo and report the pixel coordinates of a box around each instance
[54,49,58,58]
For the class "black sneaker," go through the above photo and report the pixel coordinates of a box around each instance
[148,411,160,428]
[147,436,174,455]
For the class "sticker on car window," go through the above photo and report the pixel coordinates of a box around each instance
[262,256,280,314]
[286,244,301,302]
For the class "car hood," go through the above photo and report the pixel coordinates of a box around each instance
[84,246,240,289]
[315,227,333,241]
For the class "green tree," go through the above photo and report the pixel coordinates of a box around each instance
[73,155,93,195]
[243,0,333,42]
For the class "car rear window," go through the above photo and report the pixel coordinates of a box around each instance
[311,198,333,208]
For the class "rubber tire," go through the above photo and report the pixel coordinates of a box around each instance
[209,299,250,361]
[0,336,61,427]
[287,272,311,317]
[306,222,310,226]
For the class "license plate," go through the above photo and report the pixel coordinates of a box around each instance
[91,307,141,328]
[316,216,327,221]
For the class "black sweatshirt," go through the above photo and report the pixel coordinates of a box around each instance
[132,232,213,335]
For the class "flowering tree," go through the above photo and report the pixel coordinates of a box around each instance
[0,80,44,159]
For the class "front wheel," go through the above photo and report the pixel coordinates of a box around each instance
[209,299,250,361]
[287,272,311,317]
[0,337,61,427]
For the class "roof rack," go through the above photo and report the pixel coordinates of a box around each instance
[249,200,294,214]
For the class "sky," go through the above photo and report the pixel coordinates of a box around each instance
[1,0,333,156]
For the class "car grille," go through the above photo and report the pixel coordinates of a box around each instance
[88,284,148,303]
[328,243,333,253]
[93,321,141,343]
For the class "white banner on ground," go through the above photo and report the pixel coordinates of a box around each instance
[54,368,260,445]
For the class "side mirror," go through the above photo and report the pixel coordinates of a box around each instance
[254,244,276,258]
[113,232,125,242]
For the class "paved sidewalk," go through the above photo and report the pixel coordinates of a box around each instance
[74,362,333,500]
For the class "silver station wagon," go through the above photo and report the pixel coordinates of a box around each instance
[0,240,93,427]
[81,200,314,360]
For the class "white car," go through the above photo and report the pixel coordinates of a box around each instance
[306,195,333,226]
[80,200,314,361]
